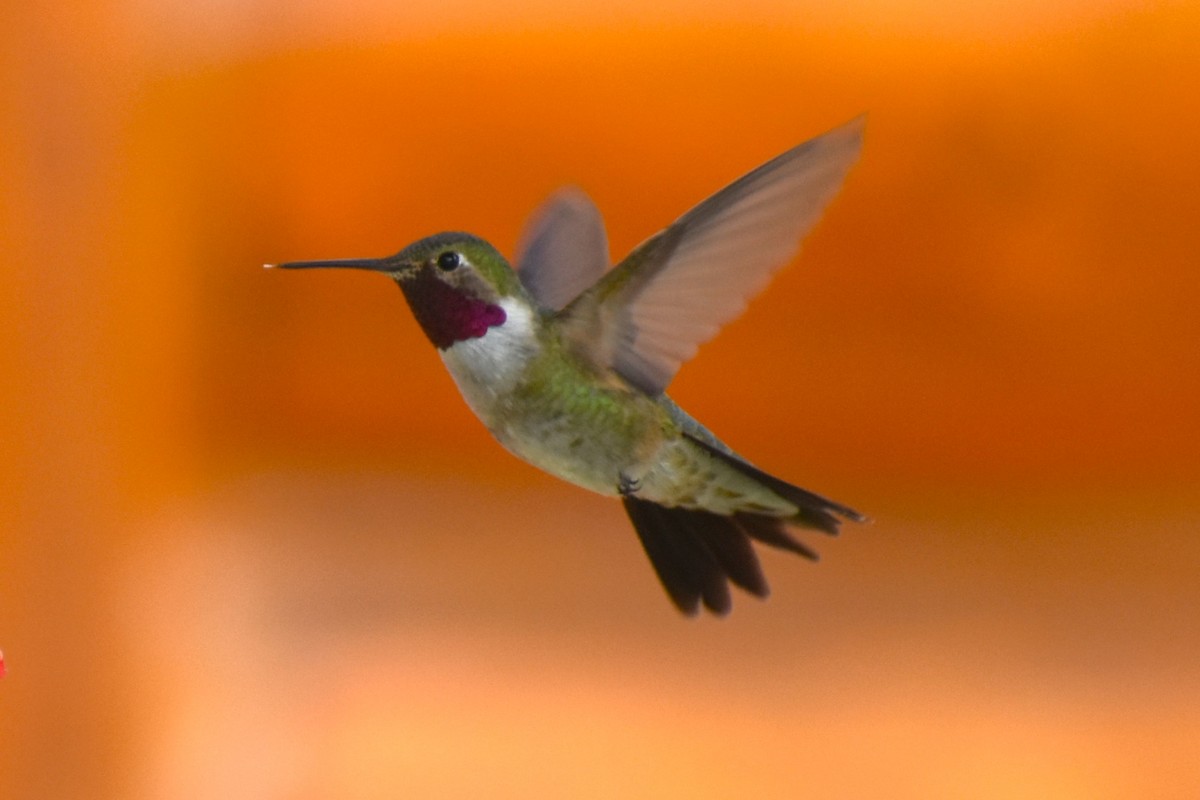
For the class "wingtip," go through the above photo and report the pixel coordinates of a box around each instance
[840,112,867,134]
[828,114,868,152]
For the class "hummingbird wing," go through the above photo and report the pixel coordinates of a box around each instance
[515,187,610,311]
[560,117,864,395]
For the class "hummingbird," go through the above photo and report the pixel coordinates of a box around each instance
[270,117,867,616]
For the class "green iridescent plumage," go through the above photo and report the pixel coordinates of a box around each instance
[273,117,868,615]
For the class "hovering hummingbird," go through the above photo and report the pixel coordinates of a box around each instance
[270,117,867,616]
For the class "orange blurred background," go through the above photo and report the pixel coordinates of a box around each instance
[3,1,1199,797]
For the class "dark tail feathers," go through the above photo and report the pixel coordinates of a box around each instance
[623,435,866,616]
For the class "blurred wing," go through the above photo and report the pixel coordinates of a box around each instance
[515,187,610,311]
[564,117,864,395]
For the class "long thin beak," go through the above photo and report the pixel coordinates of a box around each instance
[264,257,393,271]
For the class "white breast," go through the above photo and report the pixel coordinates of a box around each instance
[439,297,538,420]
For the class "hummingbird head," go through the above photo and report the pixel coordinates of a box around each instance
[272,232,528,350]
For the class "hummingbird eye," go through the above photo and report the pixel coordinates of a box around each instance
[436,251,461,271]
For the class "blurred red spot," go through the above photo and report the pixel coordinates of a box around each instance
[0,650,5,678]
